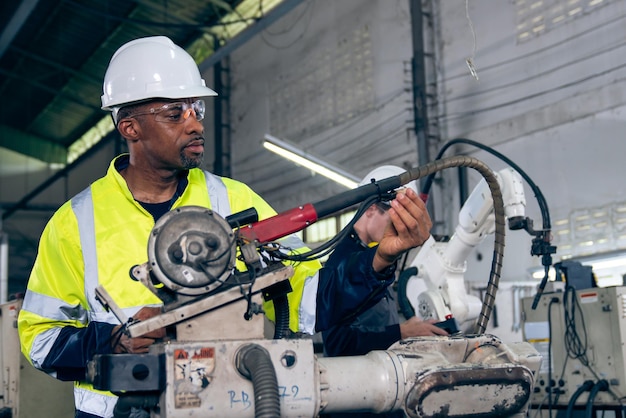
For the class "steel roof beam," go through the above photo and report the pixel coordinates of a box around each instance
[0,0,41,60]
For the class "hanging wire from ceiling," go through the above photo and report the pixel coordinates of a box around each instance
[259,0,314,50]
[464,0,479,81]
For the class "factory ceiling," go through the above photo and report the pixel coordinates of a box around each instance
[0,0,294,175]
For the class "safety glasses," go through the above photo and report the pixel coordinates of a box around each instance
[131,99,205,124]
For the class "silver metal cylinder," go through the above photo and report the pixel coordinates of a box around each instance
[317,350,405,414]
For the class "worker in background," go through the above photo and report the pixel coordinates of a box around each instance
[299,168,437,338]
[319,166,448,418]
[15,36,323,418]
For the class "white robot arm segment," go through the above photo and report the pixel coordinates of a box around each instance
[405,168,526,330]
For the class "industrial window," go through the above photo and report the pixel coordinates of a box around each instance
[515,0,617,42]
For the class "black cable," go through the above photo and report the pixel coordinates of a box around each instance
[558,286,617,417]
[557,352,570,407]
[272,195,381,263]
[421,138,551,230]
[420,138,556,309]
[241,262,257,322]
[566,380,594,418]
[586,380,609,418]
[397,267,418,319]
[271,294,290,339]
[547,297,559,416]
[109,322,130,352]
[563,286,589,366]
[398,250,410,273]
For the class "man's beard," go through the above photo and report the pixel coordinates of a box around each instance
[180,151,203,169]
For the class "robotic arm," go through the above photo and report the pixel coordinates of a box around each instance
[403,168,526,331]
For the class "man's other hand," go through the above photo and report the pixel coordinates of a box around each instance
[399,317,449,339]
[111,306,166,354]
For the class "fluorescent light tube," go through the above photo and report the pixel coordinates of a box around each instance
[263,134,359,189]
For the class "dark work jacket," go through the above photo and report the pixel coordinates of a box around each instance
[319,229,405,418]
[322,291,400,357]
[320,229,401,357]
[315,229,397,334]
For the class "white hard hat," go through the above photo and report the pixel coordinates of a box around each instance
[101,36,217,111]
[359,165,419,196]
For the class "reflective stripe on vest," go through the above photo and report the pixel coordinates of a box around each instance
[71,188,134,324]
[74,386,116,418]
[71,188,101,318]
[204,170,231,217]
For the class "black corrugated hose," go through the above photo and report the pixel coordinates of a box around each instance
[236,344,280,418]
[272,295,290,339]
[402,155,506,334]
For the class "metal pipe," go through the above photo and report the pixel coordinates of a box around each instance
[318,351,404,414]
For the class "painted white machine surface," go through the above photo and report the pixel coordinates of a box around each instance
[165,335,541,417]
[522,286,626,407]
[404,168,526,331]
[0,300,74,418]
[90,332,541,417]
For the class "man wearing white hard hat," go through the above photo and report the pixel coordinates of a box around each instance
[16,36,323,418]
[17,36,435,418]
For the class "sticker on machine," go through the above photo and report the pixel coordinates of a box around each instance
[579,291,598,303]
[174,347,216,409]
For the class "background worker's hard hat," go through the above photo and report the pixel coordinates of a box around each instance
[359,165,419,196]
[101,36,217,111]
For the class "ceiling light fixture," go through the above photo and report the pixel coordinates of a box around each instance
[262,134,359,189]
